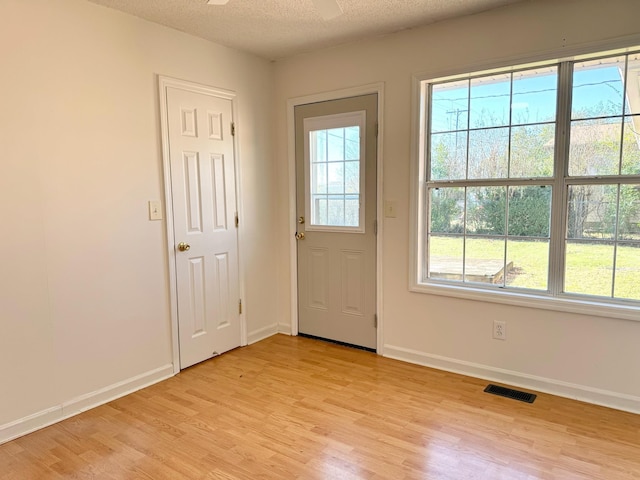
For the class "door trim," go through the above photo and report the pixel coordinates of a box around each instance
[158,75,247,374]
[286,83,385,352]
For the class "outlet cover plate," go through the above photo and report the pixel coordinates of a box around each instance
[493,320,506,340]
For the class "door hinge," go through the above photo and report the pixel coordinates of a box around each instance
[375,122,379,138]
[235,212,239,228]
[239,299,242,315]
[374,314,378,328]
[374,219,378,235]
[231,122,236,136]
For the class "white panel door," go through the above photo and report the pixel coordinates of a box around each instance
[295,94,377,350]
[167,86,240,369]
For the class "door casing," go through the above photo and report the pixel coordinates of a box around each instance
[158,75,247,374]
[286,83,385,351]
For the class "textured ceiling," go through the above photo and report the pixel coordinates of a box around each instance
[85,0,527,60]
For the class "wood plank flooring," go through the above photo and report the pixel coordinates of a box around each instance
[1,334,639,479]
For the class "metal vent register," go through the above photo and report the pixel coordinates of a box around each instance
[484,384,537,403]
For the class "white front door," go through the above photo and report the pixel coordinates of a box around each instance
[295,94,378,350]
[166,84,241,369]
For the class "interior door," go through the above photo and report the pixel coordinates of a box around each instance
[295,94,377,350]
[166,85,241,369]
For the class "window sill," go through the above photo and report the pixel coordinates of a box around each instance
[409,281,640,322]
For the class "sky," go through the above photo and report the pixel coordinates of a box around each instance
[430,57,633,133]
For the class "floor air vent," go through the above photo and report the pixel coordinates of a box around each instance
[484,384,536,403]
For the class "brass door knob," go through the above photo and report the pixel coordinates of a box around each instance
[295,232,305,240]
[177,242,191,252]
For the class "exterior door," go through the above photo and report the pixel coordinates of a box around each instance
[166,85,241,369]
[295,94,377,350]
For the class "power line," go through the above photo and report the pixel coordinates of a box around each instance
[433,79,622,103]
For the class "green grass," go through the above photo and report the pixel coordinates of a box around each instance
[429,236,640,300]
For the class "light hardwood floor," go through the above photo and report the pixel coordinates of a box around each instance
[1,334,639,479]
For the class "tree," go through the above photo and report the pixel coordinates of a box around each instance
[430,188,463,233]
[567,104,640,239]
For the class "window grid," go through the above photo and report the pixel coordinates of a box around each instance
[309,126,361,228]
[423,51,640,304]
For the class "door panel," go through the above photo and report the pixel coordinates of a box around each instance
[308,247,329,309]
[295,94,377,349]
[167,86,240,369]
[341,249,365,316]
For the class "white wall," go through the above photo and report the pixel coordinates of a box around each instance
[274,0,640,411]
[0,0,277,438]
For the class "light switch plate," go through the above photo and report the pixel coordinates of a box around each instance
[384,200,397,218]
[149,200,163,220]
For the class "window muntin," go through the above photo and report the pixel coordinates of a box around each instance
[569,54,640,176]
[563,54,640,300]
[426,66,557,293]
[304,112,366,232]
[421,50,640,305]
[427,185,552,291]
[429,67,558,182]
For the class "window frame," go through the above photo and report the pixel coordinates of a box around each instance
[411,47,640,322]
[303,111,367,234]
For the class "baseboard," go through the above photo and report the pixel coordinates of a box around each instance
[277,322,292,335]
[0,364,174,445]
[383,344,640,415]
[0,406,63,446]
[247,323,279,345]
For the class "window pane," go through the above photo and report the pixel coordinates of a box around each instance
[345,127,360,160]
[431,80,469,133]
[313,163,327,194]
[327,128,344,161]
[511,67,558,124]
[572,56,625,119]
[510,124,555,178]
[309,123,362,229]
[344,197,359,227]
[466,186,506,235]
[313,130,327,163]
[327,197,344,225]
[430,131,467,180]
[327,162,344,194]
[567,185,617,240]
[470,74,511,128]
[429,187,464,234]
[614,244,640,300]
[618,184,640,241]
[508,185,551,237]
[564,241,614,297]
[428,235,464,282]
[506,239,549,290]
[569,118,621,176]
[345,125,359,142]
[465,237,506,284]
[622,116,640,174]
[468,127,509,179]
[344,161,359,194]
[312,196,327,225]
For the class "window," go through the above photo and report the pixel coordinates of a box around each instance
[417,48,640,311]
[304,112,366,232]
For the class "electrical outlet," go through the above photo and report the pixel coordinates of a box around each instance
[493,320,506,340]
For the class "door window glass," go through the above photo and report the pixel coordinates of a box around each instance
[304,112,366,232]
